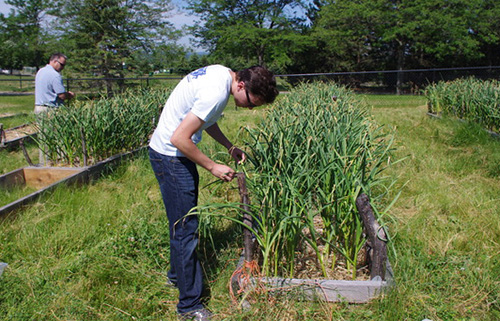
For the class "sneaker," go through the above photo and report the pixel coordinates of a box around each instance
[178,308,212,321]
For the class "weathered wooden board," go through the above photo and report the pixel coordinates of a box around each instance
[0,112,27,118]
[22,167,84,189]
[0,123,37,149]
[0,168,25,188]
[231,253,394,303]
[0,167,87,217]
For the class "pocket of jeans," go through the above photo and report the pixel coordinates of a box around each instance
[149,158,165,177]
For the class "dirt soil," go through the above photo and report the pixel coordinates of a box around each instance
[250,242,370,281]
[2,124,37,142]
[250,214,371,281]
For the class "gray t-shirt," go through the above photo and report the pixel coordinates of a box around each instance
[35,64,66,106]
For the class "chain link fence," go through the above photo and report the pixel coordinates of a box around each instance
[280,66,500,94]
[1,66,499,96]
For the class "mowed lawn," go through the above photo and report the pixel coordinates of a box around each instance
[0,93,499,320]
[367,94,500,321]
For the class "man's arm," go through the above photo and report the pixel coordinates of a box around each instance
[205,123,246,163]
[170,112,236,181]
[57,91,75,101]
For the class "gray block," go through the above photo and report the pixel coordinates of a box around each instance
[0,262,7,277]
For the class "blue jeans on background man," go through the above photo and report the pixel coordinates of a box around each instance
[149,147,204,314]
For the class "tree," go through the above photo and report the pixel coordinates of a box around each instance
[140,44,190,72]
[312,0,489,93]
[474,0,500,66]
[50,0,180,94]
[0,0,52,70]
[312,0,383,72]
[186,0,308,72]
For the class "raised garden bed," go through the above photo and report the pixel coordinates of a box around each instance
[231,256,393,303]
[0,147,145,217]
[230,176,394,304]
[0,112,27,120]
[0,123,37,149]
[426,112,500,139]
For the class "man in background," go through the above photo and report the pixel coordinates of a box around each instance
[34,53,75,114]
[34,53,75,164]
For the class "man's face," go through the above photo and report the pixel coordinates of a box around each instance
[234,81,264,109]
[51,57,67,72]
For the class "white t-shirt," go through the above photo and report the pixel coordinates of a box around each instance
[149,65,232,156]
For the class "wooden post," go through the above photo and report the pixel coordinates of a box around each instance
[237,173,253,262]
[80,127,88,167]
[19,139,34,166]
[355,193,388,280]
[0,123,5,147]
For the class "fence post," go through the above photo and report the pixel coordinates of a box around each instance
[19,75,22,90]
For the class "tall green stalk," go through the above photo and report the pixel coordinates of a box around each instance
[242,82,396,278]
[426,78,500,133]
[34,88,171,166]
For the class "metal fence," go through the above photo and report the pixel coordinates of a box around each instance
[0,75,184,96]
[1,66,499,95]
[280,66,500,94]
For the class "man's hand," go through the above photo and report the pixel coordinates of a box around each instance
[210,163,235,182]
[228,146,246,164]
[58,91,75,101]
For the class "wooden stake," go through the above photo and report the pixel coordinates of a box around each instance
[19,138,34,166]
[0,123,5,147]
[237,173,253,262]
[80,127,88,167]
[355,193,388,280]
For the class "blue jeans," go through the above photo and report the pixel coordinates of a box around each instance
[149,147,204,314]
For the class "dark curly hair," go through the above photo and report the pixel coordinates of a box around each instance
[236,66,279,104]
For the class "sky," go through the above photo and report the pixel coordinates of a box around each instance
[0,0,197,48]
[0,0,10,14]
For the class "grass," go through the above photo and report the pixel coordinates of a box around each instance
[1,92,500,320]
[0,94,39,174]
[368,94,500,320]
[0,184,39,208]
[0,142,38,175]
[0,75,35,93]
[0,95,35,127]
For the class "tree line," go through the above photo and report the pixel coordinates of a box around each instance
[1,0,499,80]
